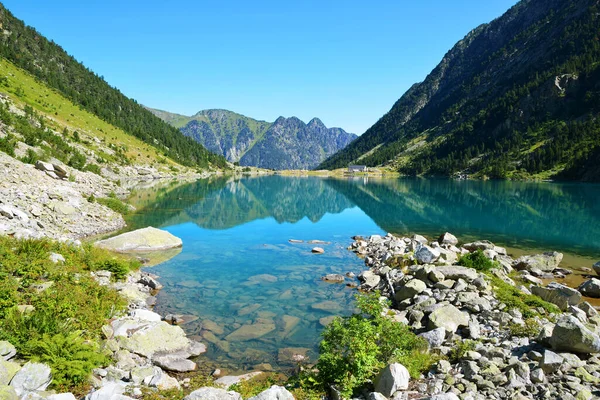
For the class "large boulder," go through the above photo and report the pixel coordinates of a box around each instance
[395,279,426,302]
[438,232,459,246]
[418,328,446,348]
[374,363,410,397]
[9,362,52,397]
[248,385,294,400]
[549,315,600,353]
[185,387,242,400]
[428,305,469,333]
[86,382,134,400]
[95,227,182,253]
[434,266,478,282]
[358,270,381,289]
[593,261,600,276]
[415,245,440,264]
[112,318,194,358]
[531,283,582,311]
[513,252,563,272]
[578,278,600,298]
[0,360,21,385]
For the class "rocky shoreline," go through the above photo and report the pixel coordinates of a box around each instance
[348,232,600,400]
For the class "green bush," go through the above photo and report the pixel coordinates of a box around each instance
[448,339,477,363]
[84,163,102,175]
[458,250,495,271]
[509,318,541,337]
[19,148,41,164]
[0,133,17,156]
[315,292,433,398]
[67,150,87,170]
[93,258,130,280]
[97,196,130,215]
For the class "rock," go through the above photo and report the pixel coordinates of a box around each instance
[147,367,181,390]
[0,385,18,400]
[0,360,21,385]
[49,253,65,264]
[0,341,16,361]
[374,363,410,397]
[358,270,381,289]
[112,318,192,358]
[185,387,242,400]
[130,309,162,322]
[319,316,337,327]
[321,274,344,283]
[368,392,388,400]
[464,240,495,251]
[95,226,182,253]
[48,394,77,400]
[52,164,68,178]
[153,353,197,372]
[434,266,478,282]
[514,251,563,272]
[10,362,52,397]
[35,160,54,173]
[422,395,459,400]
[593,261,600,276]
[415,245,440,264]
[216,372,263,389]
[531,282,582,311]
[418,328,446,348]
[248,385,294,400]
[139,275,163,290]
[428,305,469,333]
[86,382,134,400]
[549,315,600,353]
[226,322,276,341]
[438,232,458,246]
[278,347,310,363]
[578,278,600,298]
[395,279,426,302]
[311,247,324,254]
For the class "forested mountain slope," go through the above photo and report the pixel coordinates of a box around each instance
[0,3,226,169]
[319,0,600,181]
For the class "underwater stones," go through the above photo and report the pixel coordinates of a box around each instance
[237,304,262,316]
[202,320,225,335]
[319,316,337,327]
[278,347,310,363]
[95,226,182,253]
[225,322,276,341]
[246,274,278,284]
[310,300,342,313]
[281,315,300,337]
[321,274,345,283]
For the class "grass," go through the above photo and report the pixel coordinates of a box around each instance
[0,58,180,167]
[0,235,139,392]
[488,274,560,318]
[97,196,130,215]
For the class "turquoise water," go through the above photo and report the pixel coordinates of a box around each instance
[125,176,600,371]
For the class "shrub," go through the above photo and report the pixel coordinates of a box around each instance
[230,374,285,398]
[448,339,477,363]
[489,275,560,318]
[84,163,102,175]
[68,150,87,170]
[458,250,495,271]
[509,318,541,337]
[93,258,130,280]
[97,196,129,215]
[0,133,17,156]
[19,148,41,164]
[315,292,433,398]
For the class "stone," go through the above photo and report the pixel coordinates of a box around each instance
[319,316,336,327]
[321,274,344,283]
[374,363,410,397]
[147,367,181,390]
[216,372,263,389]
[358,270,381,289]
[112,318,192,358]
[248,385,294,400]
[434,266,478,282]
[549,315,600,353]
[395,279,426,302]
[593,261,600,276]
[463,240,495,251]
[418,327,446,348]
[184,387,242,400]
[139,275,163,290]
[422,395,459,400]
[0,341,16,361]
[311,247,324,254]
[49,253,65,264]
[131,309,162,322]
[10,362,52,397]
[514,251,563,272]
[579,302,599,318]
[48,394,77,400]
[35,160,54,172]
[415,245,440,264]
[531,283,582,311]
[153,353,197,372]
[226,322,276,341]
[428,305,469,333]
[86,382,134,400]
[95,226,182,253]
[438,232,458,245]
[52,164,68,178]
[0,385,18,400]
[578,278,600,298]
[368,392,388,400]
[0,360,21,385]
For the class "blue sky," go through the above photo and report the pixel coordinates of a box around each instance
[4,1,518,134]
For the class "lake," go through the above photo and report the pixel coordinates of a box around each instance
[124,175,600,372]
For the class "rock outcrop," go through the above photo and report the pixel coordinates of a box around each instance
[95,227,182,253]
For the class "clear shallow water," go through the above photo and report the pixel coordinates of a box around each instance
[124,176,600,371]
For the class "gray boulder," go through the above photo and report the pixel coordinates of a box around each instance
[434,266,478,282]
[185,387,242,400]
[539,350,563,373]
[514,252,563,272]
[428,305,469,333]
[549,315,600,353]
[10,362,52,397]
[0,385,18,400]
[0,341,16,361]
[358,270,381,289]
[321,274,345,283]
[395,279,426,302]
[531,282,581,311]
[415,245,440,264]
[578,278,600,298]
[95,227,182,253]
[374,363,410,397]
[86,382,134,400]
[422,395,460,400]
[248,385,294,400]
[593,261,600,276]
[438,232,458,246]
[418,328,446,348]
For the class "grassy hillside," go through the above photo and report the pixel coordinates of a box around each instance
[0,3,227,169]
[319,0,600,181]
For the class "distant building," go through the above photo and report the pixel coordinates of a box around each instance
[348,165,368,173]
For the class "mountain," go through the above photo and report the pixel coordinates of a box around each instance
[0,4,227,169]
[149,108,357,170]
[319,0,600,181]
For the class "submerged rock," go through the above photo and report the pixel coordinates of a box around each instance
[321,274,345,283]
[225,322,276,341]
[95,226,182,253]
[311,247,325,254]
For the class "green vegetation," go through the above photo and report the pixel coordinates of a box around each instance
[0,6,227,169]
[312,292,434,398]
[318,0,600,182]
[509,318,542,337]
[458,250,495,271]
[97,195,130,215]
[230,374,286,398]
[488,274,560,318]
[0,235,137,391]
[447,339,477,363]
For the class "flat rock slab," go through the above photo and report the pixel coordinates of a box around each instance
[185,387,242,400]
[95,226,182,253]
[225,323,276,341]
